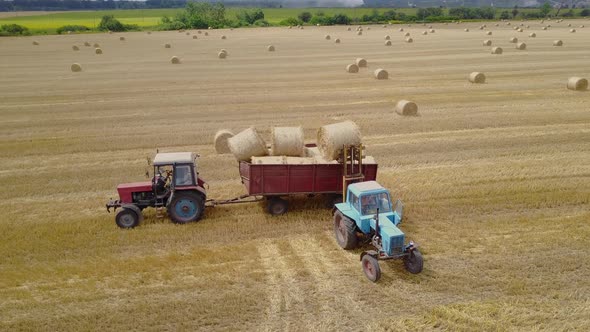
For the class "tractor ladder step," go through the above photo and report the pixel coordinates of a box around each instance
[155,206,165,219]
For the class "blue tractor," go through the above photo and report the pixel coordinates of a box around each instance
[333,181,423,282]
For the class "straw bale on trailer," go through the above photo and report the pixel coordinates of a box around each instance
[395,100,418,116]
[228,127,268,161]
[317,121,361,160]
[214,129,234,154]
[270,126,305,157]
[567,77,588,91]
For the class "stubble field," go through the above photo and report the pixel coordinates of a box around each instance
[0,19,589,331]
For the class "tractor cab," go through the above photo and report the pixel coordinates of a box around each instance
[152,152,199,192]
[333,180,422,282]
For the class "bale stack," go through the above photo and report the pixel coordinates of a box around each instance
[270,127,305,156]
[395,100,418,116]
[567,77,588,91]
[317,121,361,160]
[228,127,268,161]
[214,130,234,154]
[469,72,486,83]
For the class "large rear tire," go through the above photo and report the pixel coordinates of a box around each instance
[361,254,381,282]
[333,210,358,249]
[404,249,424,274]
[168,191,205,224]
[116,208,139,229]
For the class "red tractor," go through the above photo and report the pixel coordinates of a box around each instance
[106,152,207,228]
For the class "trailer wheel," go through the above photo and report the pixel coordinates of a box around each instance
[361,255,381,282]
[116,208,139,229]
[404,249,424,274]
[333,210,358,249]
[267,197,288,215]
[168,192,205,224]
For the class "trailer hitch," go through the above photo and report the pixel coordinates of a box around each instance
[106,199,121,213]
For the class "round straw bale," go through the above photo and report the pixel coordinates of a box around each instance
[271,127,305,157]
[218,51,227,59]
[516,42,526,50]
[464,28,469,32]
[553,40,563,46]
[517,28,523,32]
[214,130,234,154]
[93,43,100,48]
[32,41,39,45]
[526,25,530,28]
[429,29,435,33]
[399,28,404,32]
[220,49,228,55]
[568,23,571,27]
[164,43,171,48]
[542,26,547,30]
[71,63,82,72]
[267,45,275,51]
[192,35,198,39]
[491,47,503,54]
[567,77,588,91]
[570,29,576,33]
[221,35,226,39]
[72,45,79,51]
[529,32,536,37]
[95,48,102,54]
[486,31,492,35]
[469,72,486,83]
[147,31,152,34]
[374,69,388,80]
[385,35,390,40]
[509,37,518,43]
[479,26,485,30]
[186,32,190,35]
[405,37,413,43]
[395,100,418,116]
[355,58,367,67]
[580,25,585,28]
[289,26,292,29]
[422,31,428,35]
[119,36,125,41]
[385,40,392,46]
[170,56,180,64]
[347,27,351,31]
[316,121,361,160]
[495,23,499,26]
[506,22,511,25]
[205,32,209,36]
[325,34,331,40]
[346,64,359,73]
[84,42,90,47]
[198,30,202,34]
[335,38,341,43]
[228,127,268,161]
[404,32,410,36]
[357,31,362,35]
[428,25,433,28]
[483,40,492,46]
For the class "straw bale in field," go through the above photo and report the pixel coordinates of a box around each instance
[228,127,268,161]
[469,72,486,84]
[270,126,305,157]
[567,77,588,91]
[214,130,234,154]
[395,100,418,116]
[346,64,359,73]
[317,121,361,160]
[374,69,388,80]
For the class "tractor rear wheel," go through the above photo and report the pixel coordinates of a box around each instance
[168,192,205,224]
[267,197,288,215]
[115,208,140,229]
[403,249,424,274]
[333,210,358,249]
[361,254,381,282]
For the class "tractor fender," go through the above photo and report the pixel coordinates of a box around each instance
[360,250,379,261]
[167,187,206,207]
[121,204,144,223]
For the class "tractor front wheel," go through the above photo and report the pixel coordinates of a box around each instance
[333,210,358,249]
[267,197,288,215]
[115,208,140,229]
[168,192,205,224]
[361,254,381,282]
[404,249,424,274]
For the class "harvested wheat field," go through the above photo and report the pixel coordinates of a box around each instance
[1,19,590,331]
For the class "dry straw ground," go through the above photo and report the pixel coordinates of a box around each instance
[1,18,589,331]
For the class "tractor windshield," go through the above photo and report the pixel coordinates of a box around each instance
[360,192,392,216]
